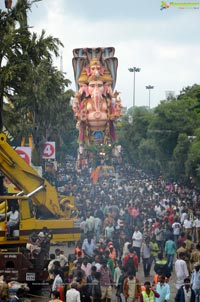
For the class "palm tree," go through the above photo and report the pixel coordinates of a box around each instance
[0,0,63,131]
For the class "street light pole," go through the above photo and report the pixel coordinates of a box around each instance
[146,85,154,109]
[128,67,141,107]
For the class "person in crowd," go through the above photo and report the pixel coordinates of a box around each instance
[150,235,160,262]
[26,229,41,258]
[154,224,164,252]
[123,246,138,274]
[94,215,102,243]
[123,270,141,302]
[0,275,9,302]
[177,232,186,248]
[172,218,181,246]
[106,242,116,261]
[86,265,97,298]
[71,259,86,279]
[48,253,57,285]
[100,259,113,302]
[164,235,176,272]
[175,277,195,302]
[82,233,96,259]
[105,222,114,242]
[41,233,52,259]
[183,215,193,237]
[93,255,102,272]
[55,248,68,269]
[132,226,143,263]
[6,205,20,237]
[154,252,171,279]
[49,290,63,302]
[194,214,200,243]
[85,213,95,234]
[104,250,115,279]
[91,271,102,302]
[74,271,87,302]
[81,257,92,277]
[122,239,132,260]
[75,241,84,259]
[191,262,200,302]
[52,268,63,292]
[190,244,200,271]
[103,210,115,231]
[175,252,189,290]
[141,237,152,277]
[177,242,188,259]
[114,260,122,291]
[117,267,128,302]
[66,273,74,290]
[66,282,81,302]
[181,209,188,225]
[155,275,170,302]
[140,281,160,302]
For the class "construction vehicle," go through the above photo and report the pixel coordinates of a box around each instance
[0,132,81,246]
[0,247,49,286]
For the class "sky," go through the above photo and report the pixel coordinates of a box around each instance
[2,0,200,109]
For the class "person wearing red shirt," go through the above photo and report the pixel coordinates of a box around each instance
[123,247,138,272]
[166,203,174,215]
[163,212,174,226]
[177,232,186,248]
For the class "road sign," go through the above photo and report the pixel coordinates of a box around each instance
[42,142,55,159]
[16,147,32,165]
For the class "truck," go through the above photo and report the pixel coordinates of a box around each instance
[0,132,81,246]
[0,132,81,286]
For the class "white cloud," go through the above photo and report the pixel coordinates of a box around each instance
[28,0,200,109]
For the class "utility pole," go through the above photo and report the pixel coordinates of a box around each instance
[128,67,141,107]
[146,85,154,109]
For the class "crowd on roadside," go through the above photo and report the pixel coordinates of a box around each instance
[45,159,200,302]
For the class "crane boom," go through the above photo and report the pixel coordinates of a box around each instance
[0,133,64,217]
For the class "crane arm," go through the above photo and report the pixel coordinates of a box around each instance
[0,133,64,217]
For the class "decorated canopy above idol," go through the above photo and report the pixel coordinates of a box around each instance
[72,47,123,169]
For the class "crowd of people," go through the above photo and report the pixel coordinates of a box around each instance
[46,161,200,302]
[2,159,200,301]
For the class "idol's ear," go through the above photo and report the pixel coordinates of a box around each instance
[72,56,86,90]
[104,57,118,91]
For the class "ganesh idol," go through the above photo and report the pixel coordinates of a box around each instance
[72,57,122,147]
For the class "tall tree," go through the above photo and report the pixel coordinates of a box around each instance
[0,0,62,132]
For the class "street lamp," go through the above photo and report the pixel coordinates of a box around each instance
[128,67,141,107]
[146,85,154,109]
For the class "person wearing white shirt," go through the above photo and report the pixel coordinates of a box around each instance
[82,235,96,258]
[181,211,188,224]
[154,204,162,215]
[66,282,81,302]
[52,269,63,292]
[94,217,102,242]
[122,241,131,259]
[6,206,20,237]
[183,216,193,237]
[55,248,68,268]
[172,220,181,246]
[132,226,143,263]
[175,253,189,289]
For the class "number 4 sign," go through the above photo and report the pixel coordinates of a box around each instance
[42,142,56,159]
